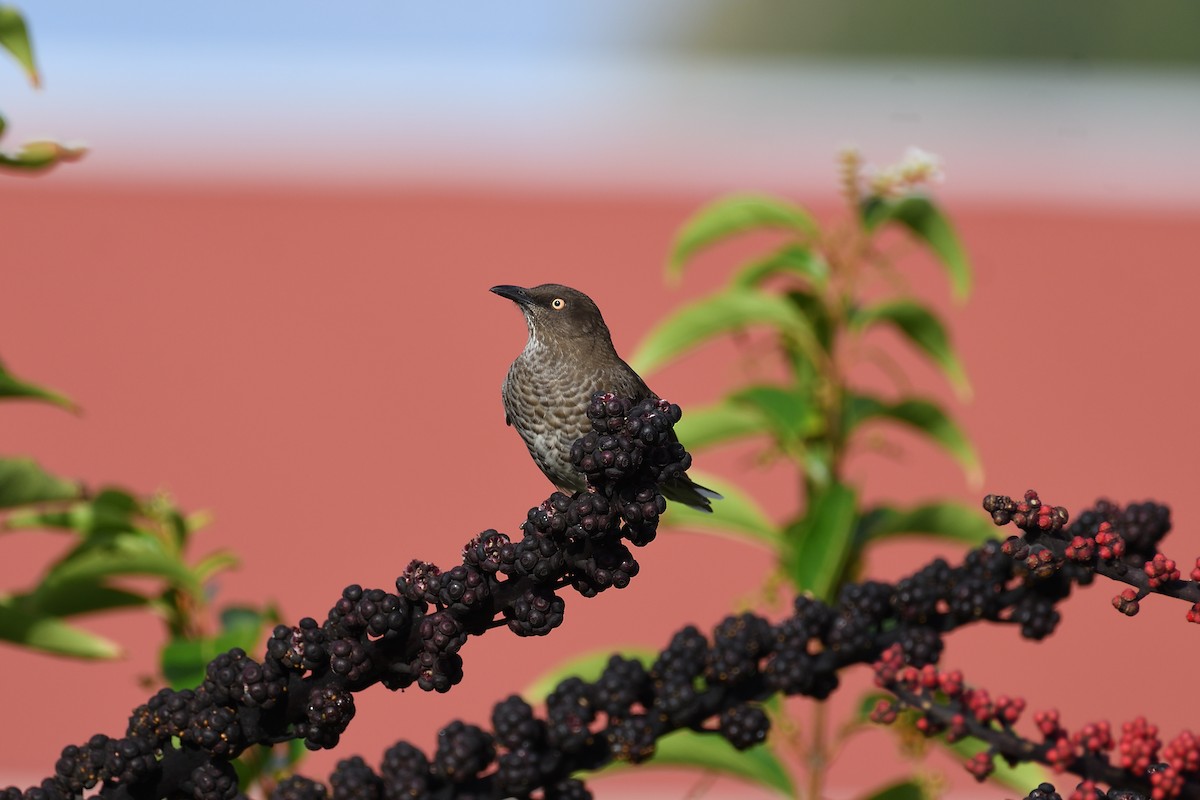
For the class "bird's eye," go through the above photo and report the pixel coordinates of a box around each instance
[551,298,566,310]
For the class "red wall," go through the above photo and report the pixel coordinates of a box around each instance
[1,180,1196,795]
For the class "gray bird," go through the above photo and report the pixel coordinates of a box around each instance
[491,283,718,512]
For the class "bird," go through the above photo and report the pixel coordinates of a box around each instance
[491,282,719,512]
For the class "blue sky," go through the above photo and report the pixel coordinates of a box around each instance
[4,3,1199,207]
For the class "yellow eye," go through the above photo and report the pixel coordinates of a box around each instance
[551,298,566,310]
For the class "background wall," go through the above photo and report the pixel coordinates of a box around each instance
[2,3,1197,796]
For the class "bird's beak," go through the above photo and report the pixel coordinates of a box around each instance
[490,285,535,307]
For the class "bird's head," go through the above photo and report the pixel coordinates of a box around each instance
[490,283,613,347]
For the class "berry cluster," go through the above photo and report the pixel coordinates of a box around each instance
[986,491,1200,621]
[871,643,1198,800]
[572,394,687,545]
[6,395,690,800]
[251,536,1049,800]
[12,485,1198,800]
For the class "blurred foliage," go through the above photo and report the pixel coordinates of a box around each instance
[0,5,84,172]
[1,355,289,785]
[0,359,253,658]
[675,0,1200,66]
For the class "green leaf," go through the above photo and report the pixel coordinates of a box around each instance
[523,647,659,705]
[161,606,270,689]
[630,288,818,376]
[219,606,269,641]
[845,393,981,486]
[669,194,818,279]
[0,6,39,86]
[947,737,1050,794]
[673,400,766,451]
[0,356,77,410]
[2,489,141,535]
[634,728,795,797]
[42,528,197,593]
[160,638,214,689]
[192,550,240,584]
[29,582,148,618]
[0,140,87,172]
[857,779,928,800]
[0,457,81,510]
[731,384,814,447]
[661,470,778,550]
[856,501,996,548]
[0,597,120,658]
[786,288,835,354]
[850,299,970,399]
[732,244,829,290]
[862,195,971,302]
[21,489,141,535]
[782,482,858,600]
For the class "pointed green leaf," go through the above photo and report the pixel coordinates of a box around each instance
[0,598,120,658]
[674,400,766,451]
[0,6,39,86]
[192,550,241,583]
[732,244,828,290]
[523,647,659,705]
[0,357,77,410]
[160,638,215,689]
[946,737,1049,794]
[630,288,818,376]
[850,299,970,399]
[857,779,928,800]
[661,470,778,550]
[0,140,87,172]
[0,457,81,510]
[2,490,140,535]
[635,728,795,797]
[845,393,980,485]
[669,194,818,279]
[30,582,148,618]
[15,488,141,536]
[731,384,814,446]
[42,528,197,592]
[782,482,858,599]
[862,196,971,301]
[856,501,995,548]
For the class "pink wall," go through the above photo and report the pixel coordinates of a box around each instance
[1,181,1196,795]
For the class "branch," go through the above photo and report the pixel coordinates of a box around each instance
[258,493,1199,800]
[8,395,689,800]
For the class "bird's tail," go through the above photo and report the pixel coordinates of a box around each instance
[662,476,722,513]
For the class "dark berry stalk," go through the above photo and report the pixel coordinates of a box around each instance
[254,496,1200,800]
[10,394,690,800]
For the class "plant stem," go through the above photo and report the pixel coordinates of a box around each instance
[807,701,828,800]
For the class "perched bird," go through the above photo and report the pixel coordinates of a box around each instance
[491,283,718,512]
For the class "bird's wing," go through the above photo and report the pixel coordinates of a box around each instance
[501,374,512,426]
